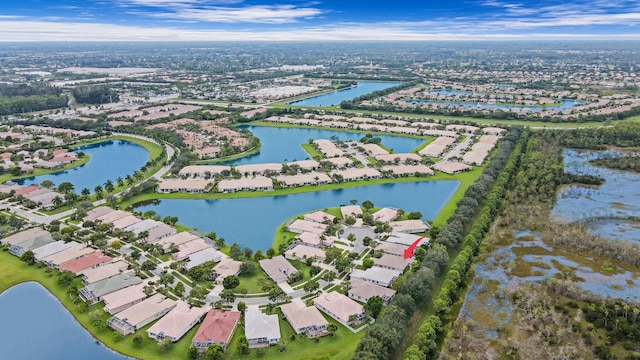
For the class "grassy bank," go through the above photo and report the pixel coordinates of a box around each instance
[0,250,194,359]
[0,154,91,184]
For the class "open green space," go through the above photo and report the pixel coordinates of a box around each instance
[223,308,363,360]
[301,143,324,159]
[0,250,195,360]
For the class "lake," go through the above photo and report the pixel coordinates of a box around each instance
[0,282,128,360]
[226,125,425,165]
[552,149,640,243]
[288,81,402,107]
[17,140,149,193]
[136,181,459,251]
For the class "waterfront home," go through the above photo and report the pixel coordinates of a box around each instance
[276,172,332,187]
[372,207,399,223]
[280,301,328,337]
[360,143,389,156]
[108,294,177,336]
[79,271,142,303]
[179,165,231,178]
[1,227,49,246]
[332,168,381,182]
[287,160,320,171]
[286,219,328,235]
[8,233,55,256]
[155,232,202,253]
[191,310,241,351]
[147,301,211,342]
[157,179,210,193]
[424,129,458,138]
[380,164,434,177]
[259,255,297,283]
[58,252,113,275]
[294,232,327,248]
[184,248,223,270]
[433,161,471,174]
[235,163,283,176]
[125,220,176,243]
[419,137,456,158]
[95,210,131,225]
[217,177,273,193]
[389,219,430,234]
[102,283,148,315]
[384,232,428,247]
[173,238,211,261]
[284,244,326,262]
[322,157,353,168]
[110,215,142,230]
[32,240,76,261]
[376,242,407,257]
[212,258,242,284]
[80,260,128,284]
[244,308,281,349]
[340,205,363,218]
[348,279,396,305]
[43,245,96,268]
[373,254,413,272]
[83,207,115,222]
[314,291,366,327]
[374,153,421,163]
[350,267,401,288]
[446,124,480,134]
[304,210,336,224]
[313,139,344,158]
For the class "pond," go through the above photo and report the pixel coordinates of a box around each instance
[226,125,425,165]
[17,140,149,193]
[552,149,640,243]
[405,99,582,112]
[0,282,128,359]
[135,181,459,251]
[288,81,402,107]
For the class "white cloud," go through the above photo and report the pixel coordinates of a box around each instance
[2,20,640,42]
[147,5,323,23]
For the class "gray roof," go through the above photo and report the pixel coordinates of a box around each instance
[82,271,142,298]
[350,267,401,286]
[244,309,280,341]
[33,240,76,261]
[11,233,55,252]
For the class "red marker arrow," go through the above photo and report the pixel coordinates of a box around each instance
[403,236,425,260]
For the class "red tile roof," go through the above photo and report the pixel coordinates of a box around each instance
[192,310,241,344]
[15,185,41,196]
[58,251,112,273]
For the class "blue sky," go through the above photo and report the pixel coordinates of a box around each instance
[2,0,640,41]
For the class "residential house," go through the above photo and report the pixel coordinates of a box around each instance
[348,279,396,305]
[280,301,328,337]
[259,255,297,283]
[108,294,177,336]
[147,302,211,342]
[191,310,241,351]
[244,309,281,349]
[314,291,366,327]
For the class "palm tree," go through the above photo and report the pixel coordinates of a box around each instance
[81,188,90,197]
[125,175,133,185]
[104,180,114,193]
[116,177,124,187]
[52,196,63,208]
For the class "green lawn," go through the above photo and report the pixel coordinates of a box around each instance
[301,143,324,160]
[237,266,277,294]
[410,138,435,154]
[0,250,195,360]
[223,309,363,360]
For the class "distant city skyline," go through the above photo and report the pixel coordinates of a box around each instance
[2,0,640,41]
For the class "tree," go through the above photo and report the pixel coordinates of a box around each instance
[52,196,63,208]
[20,250,36,265]
[158,337,172,351]
[57,270,75,286]
[174,282,185,297]
[335,256,352,273]
[266,247,276,258]
[104,180,115,193]
[309,265,322,277]
[237,301,247,313]
[254,250,264,261]
[141,260,157,271]
[229,243,242,260]
[94,185,104,199]
[133,334,144,345]
[159,273,175,286]
[323,271,337,282]
[205,344,224,360]
[223,275,240,290]
[362,258,374,269]
[362,200,374,212]
[188,346,199,359]
[190,286,208,301]
[407,211,422,220]
[220,289,236,304]
[239,261,256,276]
[81,188,90,197]
[365,296,384,318]
[41,180,55,189]
[303,279,320,293]
[58,182,74,194]
[243,247,253,259]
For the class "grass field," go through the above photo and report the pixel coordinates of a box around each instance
[0,250,195,360]
[223,309,363,360]
[301,143,324,159]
